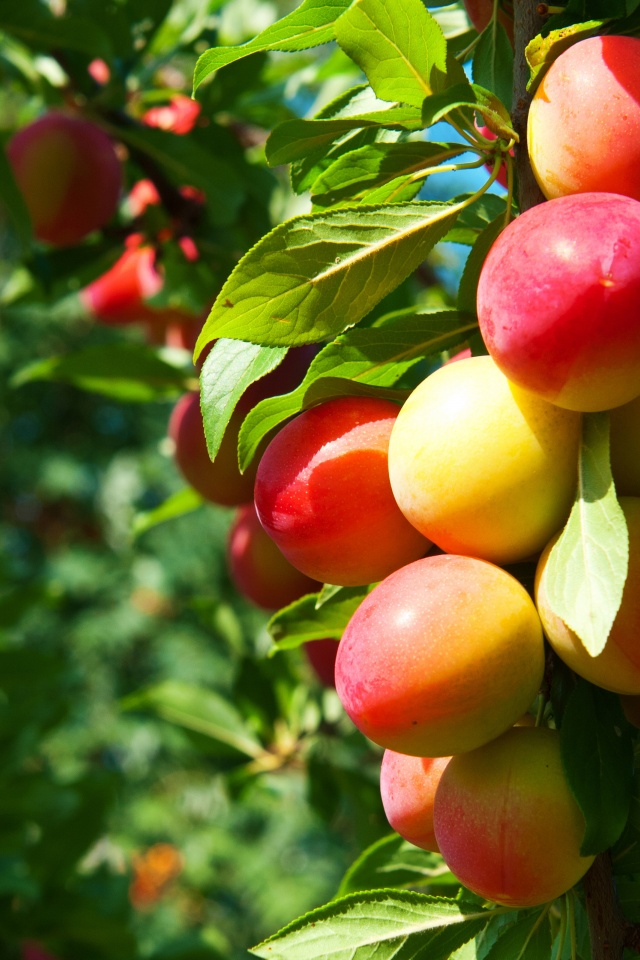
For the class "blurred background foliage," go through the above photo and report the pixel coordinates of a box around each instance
[0,0,480,956]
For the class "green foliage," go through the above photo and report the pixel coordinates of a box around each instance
[560,681,634,856]
[543,413,629,658]
[251,891,497,960]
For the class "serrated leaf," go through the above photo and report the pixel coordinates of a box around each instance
[121,680,263,758]
[251,890,497,960]
[268,585,369,649]
[267,106,423,167]
[473,21,513,111]
[334,0,448,108]
[561,680,634,856]
[193,0,352,92]
[457,214,506,315]
[482,908,552,960]
[132,487,204,539]
[200,340,288,461]
[0,142,32,251]
[310,141,467,209]
[338,834,457,897]
[194,201,463,356]
[526,21,603,94]
[237,311,477,471]
[11,343,192,402]
[544,412,629,657]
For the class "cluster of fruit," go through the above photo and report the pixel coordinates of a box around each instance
[351,33,640,907]
[207,31,640,908]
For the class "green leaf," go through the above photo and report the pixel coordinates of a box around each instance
[237,310,476,471]
[473,22,514,112]
[194,201,463,355]
[338,834,457,897]
[526,21,604,94]
[0,142,32,251]
[444,192,508,245]
[132,487,204,538]
[561,680,634,856]
[543,412,629,657]
[482,908,552,960]
[266,106,423,167]
[251,891,496,960]
[268,586,369,649]
[11,343,192,402]
[421,83,516,141]
[457,214,506,315]
[200,340,288,461]
[193,0,353,92]
[121,680,263,758]
[310,141,467,209]
[334,0,448,108]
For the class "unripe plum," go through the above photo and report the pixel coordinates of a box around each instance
[528,37,640,202]
[388,355,580,566]
[304,639,338,688]
[535,497,640,695]
[477,193,640,412]
[380,751,451,852]
[7,111,122,247]
[169,347,315,508]
[335,554,545,757]
[254,396,429,587]
[228,503,320,610]
[433,727,594,907]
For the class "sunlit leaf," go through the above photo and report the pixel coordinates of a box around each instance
[334,0,448,108]
[194,201,462,355]
[543,412,629,657]
[251,890,497,960]
[338,834,457,896]
[193,0,352,91]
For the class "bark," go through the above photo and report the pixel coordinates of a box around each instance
[511,0,546,212]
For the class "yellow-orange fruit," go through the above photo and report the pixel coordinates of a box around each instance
[536,497,640,694]
[528,36,640,202]
[335,554,544,757]
[388,356,580,565]
[380,751,451,852]
[434,727,594,907]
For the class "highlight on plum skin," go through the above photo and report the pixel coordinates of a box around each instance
[335,553,545,758]
[254,396,430,587]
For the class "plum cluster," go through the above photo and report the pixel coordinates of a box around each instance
[222,33,640,909]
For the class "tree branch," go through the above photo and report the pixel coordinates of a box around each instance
[512,0,546,212]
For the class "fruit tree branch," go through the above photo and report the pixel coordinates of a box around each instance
[512,0,546,212]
